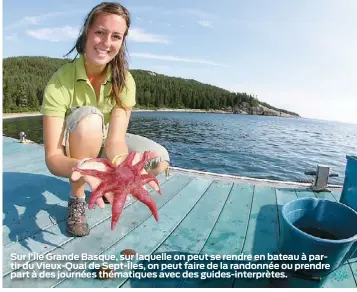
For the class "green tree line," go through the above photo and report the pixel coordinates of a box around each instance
[3,56,299,117]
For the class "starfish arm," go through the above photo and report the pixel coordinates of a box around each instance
[137,175,161,194]
[121,152,136,168]
[131,187,159,221]
[139,174,159,185]
[133,151,150,171]
[111,190,128,231]
[88,181,109,209]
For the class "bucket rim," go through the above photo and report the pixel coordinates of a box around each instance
[281,197,357,244]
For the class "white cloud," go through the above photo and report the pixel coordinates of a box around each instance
[130,52,226,67]
[128,28,171,44]
[4,11,84,31]
[197,20,213,28]
[4,17,39,31]
[25,25,170,45]
[26,26,80,42]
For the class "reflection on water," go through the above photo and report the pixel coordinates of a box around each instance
[3,116,45,144]
[3,112,357,184]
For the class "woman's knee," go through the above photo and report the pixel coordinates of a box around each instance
[125,133,170,175]
[65,106,105,158]
[126,133,170,162]
[69,114,103,157]
[72,114,103,139]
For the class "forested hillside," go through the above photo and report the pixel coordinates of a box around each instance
[3,56,299,117]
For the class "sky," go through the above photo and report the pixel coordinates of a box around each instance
[2,0,357,124]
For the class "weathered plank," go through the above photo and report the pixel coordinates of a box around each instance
[295,189,316,199]
[331,189,343,202]
[233,186,278,288]
[179,183,255,288]
[3,173,176,248]
[53,178,214,288]
[2,172,176,278]
[314,191,337,202]
[122,180,234,288]
[3,173,190,287]
[3,137,355,288]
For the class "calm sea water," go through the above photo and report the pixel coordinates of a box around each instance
[3,112,357,185]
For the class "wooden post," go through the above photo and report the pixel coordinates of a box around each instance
[312,165,330,192]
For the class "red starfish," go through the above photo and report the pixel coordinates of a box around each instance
[72,151,161,230]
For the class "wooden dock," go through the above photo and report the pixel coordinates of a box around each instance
[3,136,356,288]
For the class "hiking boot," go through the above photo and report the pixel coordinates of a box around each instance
[66,197,89,237]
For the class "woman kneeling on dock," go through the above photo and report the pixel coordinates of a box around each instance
[40,2,170,237]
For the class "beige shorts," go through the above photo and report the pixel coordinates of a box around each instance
[62,106,170,169]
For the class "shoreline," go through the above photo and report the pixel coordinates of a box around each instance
[2,108,297,120]
[3,112,43,119]
[2,109,231,120]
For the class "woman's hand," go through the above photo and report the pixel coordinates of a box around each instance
[71,152,160,208]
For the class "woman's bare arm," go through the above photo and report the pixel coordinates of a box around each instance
[104,107,132,164]
[43,115,79,178]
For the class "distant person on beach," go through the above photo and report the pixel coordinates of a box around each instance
[40,2,170,237]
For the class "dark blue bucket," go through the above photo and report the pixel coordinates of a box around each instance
[340,155,357,211]
[279,197,357,279]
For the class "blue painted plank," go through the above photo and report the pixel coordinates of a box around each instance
[155,181,233,253]
[3,188,70,231]
[314,191,337,202]
[3,201,68,247]
[179,183,254,288]
[233,186,278,288]
[295,189,316,198]
[322,264,357,288]
[3,144,43,156]
[273,264,356,288]
[55,178,213,288]
[331,189,342,202]
[3,173,176,248]
[3,174,194,287]
[3,137,355,288]
[3,150,45,168]
[3,139,43,155]
[122,180,234,288]
[239,186,278,255]
[201,183,254,256]
[3,162,49,173]
[2,173,177,278]
[3,171,68,193]
[350,261,357,285]
[3,171,177,284]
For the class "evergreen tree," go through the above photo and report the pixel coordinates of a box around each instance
[2,56,299,117]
